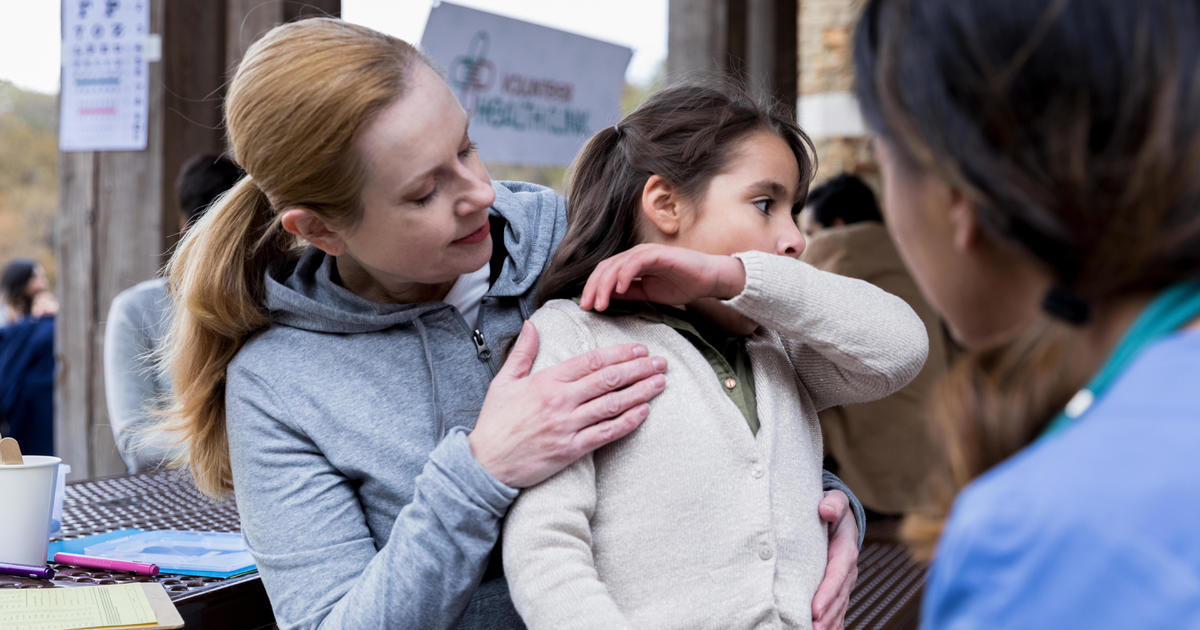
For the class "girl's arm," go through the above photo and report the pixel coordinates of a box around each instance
[724,250,929,411]
[503,305,638,630]
[579,245,928,412]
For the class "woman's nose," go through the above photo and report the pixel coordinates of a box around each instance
[457,169,496,215]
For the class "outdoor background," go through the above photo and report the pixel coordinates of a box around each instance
[0,0,671,288]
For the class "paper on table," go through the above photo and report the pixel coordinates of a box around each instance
[0,583,156,630]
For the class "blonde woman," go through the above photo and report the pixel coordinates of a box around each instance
[166,19,865,629]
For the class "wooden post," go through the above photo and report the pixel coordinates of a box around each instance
[56,0,339,480]
[667,0,797,114]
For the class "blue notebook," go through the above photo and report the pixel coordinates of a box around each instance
[49,529,257,578]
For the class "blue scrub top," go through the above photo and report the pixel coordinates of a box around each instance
[922,330,1200,629]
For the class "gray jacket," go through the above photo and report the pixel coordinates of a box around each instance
[104,277,185,472]
[224,180,864,629]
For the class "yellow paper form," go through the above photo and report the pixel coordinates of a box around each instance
[0,583,157,630]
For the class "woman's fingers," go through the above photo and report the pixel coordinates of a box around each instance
[547,342,651,383]
[496,321,539,380]
[812,490,858,630]
[570,403,652,455]
[570,371,666,430]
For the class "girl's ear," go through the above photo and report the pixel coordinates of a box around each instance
[640,174,684,238]
[280,208,347,256]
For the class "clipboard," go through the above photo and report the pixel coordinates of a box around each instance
[0,582,184,630]
[103,583,184,630]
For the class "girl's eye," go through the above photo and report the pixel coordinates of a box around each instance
[753,199,773,214]
[459,141,478,159]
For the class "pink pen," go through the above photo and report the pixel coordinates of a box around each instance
[53,552,160,576]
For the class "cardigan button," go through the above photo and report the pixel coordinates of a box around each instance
[724,377,737,390]
[751,465,764,479]
[758,546,773,561]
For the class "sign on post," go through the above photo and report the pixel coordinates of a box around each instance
[59,0,151,152]
[421,2,632,167]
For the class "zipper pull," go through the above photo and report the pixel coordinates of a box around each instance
[472,329,492,362]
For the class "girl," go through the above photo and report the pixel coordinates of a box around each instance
[853,0,1200,626]
[164,19,864,629]
[502,84,929,629]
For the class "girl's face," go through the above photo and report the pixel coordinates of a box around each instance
[673,130,807,259]
[335,63,496,302]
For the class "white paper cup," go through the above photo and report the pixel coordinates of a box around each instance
[0,455,61,566]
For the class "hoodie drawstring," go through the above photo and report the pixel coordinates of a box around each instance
[413,318,445,440]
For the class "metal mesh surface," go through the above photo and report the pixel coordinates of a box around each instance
[0,469,253,602]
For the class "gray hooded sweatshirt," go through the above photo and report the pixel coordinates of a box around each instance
[224,180,865,630]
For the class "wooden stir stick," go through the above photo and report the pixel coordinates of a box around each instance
[0,435,24,465]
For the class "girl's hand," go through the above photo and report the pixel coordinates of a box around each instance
[469,321,668,488]
[579,244,747,312]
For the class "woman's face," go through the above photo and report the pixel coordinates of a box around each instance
[674,130,807,259]
[336,63,496,302]
[874,138,1049,348]
[26,266,47,296]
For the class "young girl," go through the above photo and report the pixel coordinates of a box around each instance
[502,84,929,629]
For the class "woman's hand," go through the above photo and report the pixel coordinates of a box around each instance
[579,244,747,312]
[812,490,860,630]
[31,291,58,317]
[469,320,668,488]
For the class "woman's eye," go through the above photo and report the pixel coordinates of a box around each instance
[459,141,478,159]
[753,199,773,214]
[414,186,437,207]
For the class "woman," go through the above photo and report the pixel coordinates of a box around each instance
[0,258,56,456]
[853,0,1200,627]
[166,19,863,629]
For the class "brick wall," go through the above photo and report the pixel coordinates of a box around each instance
[797,0,877,190]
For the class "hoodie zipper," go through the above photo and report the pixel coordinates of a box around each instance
[472,329,492,362]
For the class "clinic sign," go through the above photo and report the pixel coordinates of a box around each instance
[421,3,632,167]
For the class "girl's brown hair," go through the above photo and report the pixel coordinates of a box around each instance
[853,0,1200,557]
[537,82,816,305]
[163,18,427,496]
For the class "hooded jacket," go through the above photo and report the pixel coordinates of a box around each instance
[225,181,564,630]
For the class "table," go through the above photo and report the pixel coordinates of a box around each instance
[847,521,927,630]
[0,470,927,629]
[0,469,274,629]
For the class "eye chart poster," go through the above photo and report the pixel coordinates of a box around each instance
[60,0,150,152]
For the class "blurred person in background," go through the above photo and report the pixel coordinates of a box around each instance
[104,154,243,472]
[0,258,57,455]
[855,0,1200,626]
[798,174,954,519]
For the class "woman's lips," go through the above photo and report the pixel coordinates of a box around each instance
[452,217,490,245]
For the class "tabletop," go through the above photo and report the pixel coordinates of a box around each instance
[0,469,926,629]
[0,469,273,629]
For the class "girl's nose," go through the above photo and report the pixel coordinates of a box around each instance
[778,221,806,259]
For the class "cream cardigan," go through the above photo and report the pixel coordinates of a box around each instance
[502,251,929,630]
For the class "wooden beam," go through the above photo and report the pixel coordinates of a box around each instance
[667,0,797,111]
[56,0,339,480]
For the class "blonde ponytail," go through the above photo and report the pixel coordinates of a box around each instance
[163,176,295,496]
[159,18,427,497]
